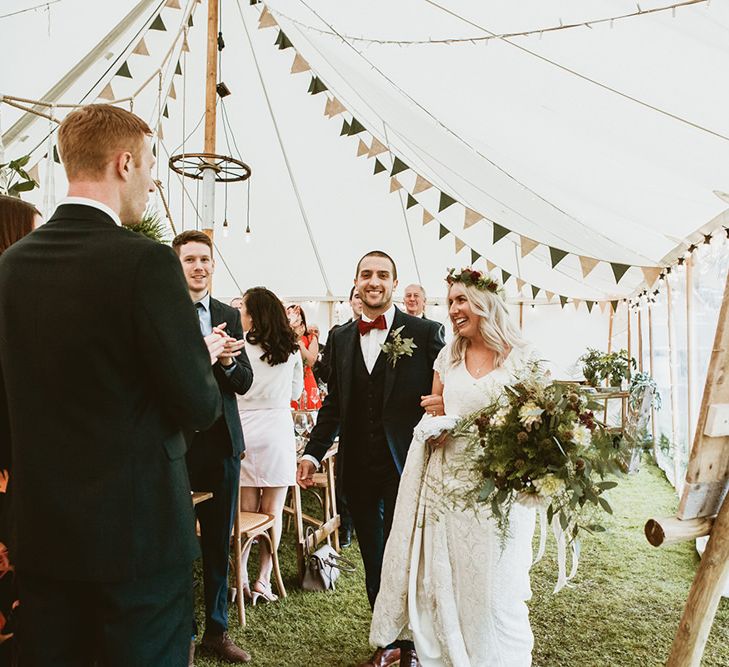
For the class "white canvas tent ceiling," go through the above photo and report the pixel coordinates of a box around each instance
[2,0,728,303]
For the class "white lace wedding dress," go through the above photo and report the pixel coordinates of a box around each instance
[370,344,536,667]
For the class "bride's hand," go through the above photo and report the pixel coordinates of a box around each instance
[421,394,445,417]
[426,430,449,448]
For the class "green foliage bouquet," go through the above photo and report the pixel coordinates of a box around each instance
[452,361,628,544]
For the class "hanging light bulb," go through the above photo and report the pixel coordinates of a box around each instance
[245,222,252,244]
[222,218,229,238]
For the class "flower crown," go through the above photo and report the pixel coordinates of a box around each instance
[446,267,504,297]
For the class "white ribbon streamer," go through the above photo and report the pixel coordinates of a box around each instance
[532,506,548,565]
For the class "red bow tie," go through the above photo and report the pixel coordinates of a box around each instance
[358,314,387,336]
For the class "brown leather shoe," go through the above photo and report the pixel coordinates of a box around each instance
[199,632,252,663]
[356,647,401,667]
[400,647,421,667]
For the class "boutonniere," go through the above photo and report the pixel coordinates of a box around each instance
[380,326,417,368]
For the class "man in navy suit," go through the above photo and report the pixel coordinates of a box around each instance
[173,231,253,664]
[297,251,445,667]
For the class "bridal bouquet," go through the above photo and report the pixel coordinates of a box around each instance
[452,360,628,544]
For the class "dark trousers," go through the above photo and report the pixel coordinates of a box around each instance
[187,447,240,635]
[16,563,193,667]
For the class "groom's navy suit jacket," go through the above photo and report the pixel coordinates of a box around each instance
[305,307,444,489]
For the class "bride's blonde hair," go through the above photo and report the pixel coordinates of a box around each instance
[449,282,524,368]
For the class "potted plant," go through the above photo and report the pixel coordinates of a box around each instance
[0,154,39,198]
[578,348,636,390]
[578,348,603,388]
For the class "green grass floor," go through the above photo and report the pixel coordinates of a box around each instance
[193,462,729,666]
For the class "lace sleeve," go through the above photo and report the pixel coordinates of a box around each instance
[433,343,450,379]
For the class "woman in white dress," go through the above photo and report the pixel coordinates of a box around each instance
[238,287,304,604]
[370,269,537,667]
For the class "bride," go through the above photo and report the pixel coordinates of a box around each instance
[370,268,538,667]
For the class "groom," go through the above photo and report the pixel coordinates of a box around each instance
[297,251,444,667]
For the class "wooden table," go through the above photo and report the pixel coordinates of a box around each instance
[192,491,213,506]
[594,389,629,432]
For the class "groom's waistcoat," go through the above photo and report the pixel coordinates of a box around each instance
[345,345,395,482]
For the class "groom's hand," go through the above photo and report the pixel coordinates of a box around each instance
[296,460,316,489]
[421,394,445,417]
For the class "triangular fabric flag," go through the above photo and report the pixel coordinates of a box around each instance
[471,248,481,264]
[493,223,509,244]
[163,104,169,118]
[132,38,149,56]
[181,34,190,52]
[486,260,496,272]
[188,13,193,27]
[356,139,368,157]
[439,192,457,212]
[422,210,434,225]
[156,124,164,141]
[390,177,402,193]
[579,255,599,278]
[611,300,620,313]
[348,118,365,135]
[586,301,595,313]
[439,224,449,240]
[291,52,310,74]
[116,62,132,79]
[413,175,432,195]
[312,77,328,95]
[549,246,569,268]
[28,163,40,184]
[520,235,539,258]
[516,278,526,292]
[258,6,278,28]
[641,266,662,287]
[559,295,568,308]
[546,291,555,302]
[340,120,351,136]
[152,143,157,157]
[276,31,293,50]
[168,82,177,100]
[406,194,418,209]
[165,0,181,8]
[175,60,182,76]
[367,137,388,158]
[455,237,466,253]
[501,270,511,285]
[391,157,409,177]
[149,14,166,31]
[531,285,540,299]
[463,208,483,230]
[573,299,582,311]
[98,82,115,101]
[611,263,630,284]
[373,159,386,175]
[327,98,345,118]
[599,301,607,314]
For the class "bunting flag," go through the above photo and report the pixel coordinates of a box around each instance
[163,104,169,118]
[28,163,40,184]
[97,82,115,101]
[423,210,434,225]
[611,300,620,313]
[586,301,595,313]
[258,6,277,28]
[486,260,496,272]
[549,246,569,268]
[439,192,457,212]
[356,139,368,157]
[276,31,293,50]
[599,302,608,314]
[406,194,418,209]
[340,119,351,136]
[464,208,483,230]
[516,278,526,292]
[493,223,510,244]
[181,34,190,52]
[501,269,511,285]
[168,82,177,100]
[412,175,432,195]
[116,62,132,79]
[455,237,466,253]
[308,76,327,95]
[326,97,345,118]
[391,157,409,177]
[165,0,181,8]
[471,248,481,264]
[373,158,386,175]
[573,299,582,311]
[531,285,540,299]
[559,295,568,308]
[132,38,150,56]
[175,60,182,75]
[156,123,164,141]
[611,263,630,284]
[291,52,310,74]
[390,177,402,193]
[439,224,449,240]
[546,291,555,302]
[641,266,662,287]
[367,137,388,158]
[188,13,193,27]
[579,255,599,278]
[347,118,365,135]
[520,235,539,258]
[149,14,166,31]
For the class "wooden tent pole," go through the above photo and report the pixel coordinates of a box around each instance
[637,308,643,373]
[648,303,656,455]
[666,280,681,490]
[607,304,614,353]
[627,306,632,383]
[686,256,695,447]
[204,0,219,160]
[519,302,524,331]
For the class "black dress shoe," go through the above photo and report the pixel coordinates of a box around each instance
[400,647,421,666]
[339,525,352,548]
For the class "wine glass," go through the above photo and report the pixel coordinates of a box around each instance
[293,412,309,438]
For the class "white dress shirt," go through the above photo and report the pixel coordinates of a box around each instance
[58,196,122,227]
[359,305,395,373]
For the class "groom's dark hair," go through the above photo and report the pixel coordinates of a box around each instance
[355,250,398,280]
